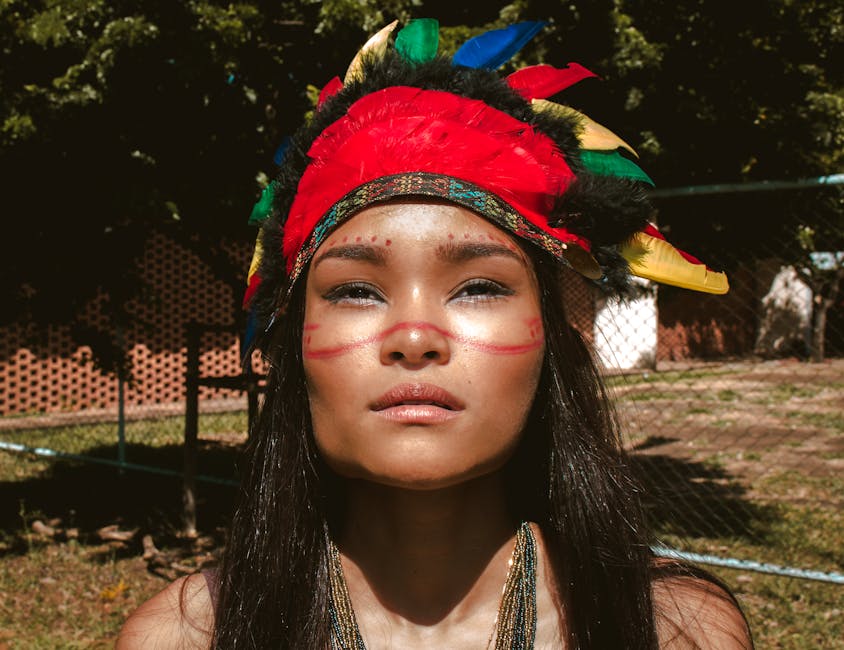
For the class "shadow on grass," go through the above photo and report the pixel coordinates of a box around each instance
[2,436,779,555]
[0,441,239,558]
[630,437,776,542]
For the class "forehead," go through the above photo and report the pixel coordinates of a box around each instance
[320,200,521,246]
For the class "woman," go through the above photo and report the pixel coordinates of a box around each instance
[119,20,751,649]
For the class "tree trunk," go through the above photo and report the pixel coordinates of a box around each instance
[810,298,829,362]
[809,267,844,363]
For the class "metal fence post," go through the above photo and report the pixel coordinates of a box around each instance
[183,322,200,537]
[117,323,126,472]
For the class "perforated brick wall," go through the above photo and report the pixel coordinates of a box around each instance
[0,231,250,416]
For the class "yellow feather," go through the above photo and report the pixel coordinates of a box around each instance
[247,234,263,283]
[531,99,639,158]
[622,232,729,294]
[344,21,399,84]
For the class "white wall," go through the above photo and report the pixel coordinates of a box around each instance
[755,264,812,356]
[594,279,658,370]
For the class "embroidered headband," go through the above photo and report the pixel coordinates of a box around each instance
[244,19,728,338]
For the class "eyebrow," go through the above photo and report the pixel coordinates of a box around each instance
[436,241,525,265]
[313,244,390,268]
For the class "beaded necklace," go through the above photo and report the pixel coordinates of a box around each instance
[328,522,537,650]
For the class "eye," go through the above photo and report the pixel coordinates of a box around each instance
[323,282,383,305]
[452,279,514,303]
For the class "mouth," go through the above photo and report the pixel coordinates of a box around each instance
[371,383,464,412]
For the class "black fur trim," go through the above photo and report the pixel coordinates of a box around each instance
[550,174,652,247]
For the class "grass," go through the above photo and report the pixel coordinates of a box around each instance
[772,383,821,401]
[787,411,844,432]
[650,470,844,649]
[720,569,842,649]
[1,361,843,648]
[605,366,733,388]
[0,535,160,649]
[1,411,248,454]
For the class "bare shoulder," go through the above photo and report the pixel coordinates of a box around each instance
[116,573,214,650]
[653,568,753,649]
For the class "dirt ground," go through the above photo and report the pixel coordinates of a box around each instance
[618,358,844,487]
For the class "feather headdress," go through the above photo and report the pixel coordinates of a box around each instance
[244,19,728,335]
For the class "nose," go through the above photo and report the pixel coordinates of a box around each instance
[379,320,452,367]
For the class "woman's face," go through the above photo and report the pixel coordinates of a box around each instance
[303,202,545,490]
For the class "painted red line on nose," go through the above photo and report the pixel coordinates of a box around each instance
[303,323,320,331]
[303,320,544,359]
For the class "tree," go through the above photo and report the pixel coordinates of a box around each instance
[0,0,361,374]
[2,0,841,370]
[610,0,844,360]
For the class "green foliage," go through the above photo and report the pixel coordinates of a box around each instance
[612,0,843,274]
[0,0,320,373]
[313,0,415,34]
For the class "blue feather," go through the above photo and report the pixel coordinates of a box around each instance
[452,21,547,70]
[241,307,258,359]
[273,136,292,166]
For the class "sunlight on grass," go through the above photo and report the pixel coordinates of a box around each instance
[605,367,733,388]
[651,466,844,647]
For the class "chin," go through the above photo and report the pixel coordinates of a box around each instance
[328,452,510,491]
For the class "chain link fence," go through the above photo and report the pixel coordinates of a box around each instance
[1,183,842,586]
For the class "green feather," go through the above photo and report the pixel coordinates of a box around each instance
[579,150,654,186]
[248,182,275,225]
[395,18,439,65]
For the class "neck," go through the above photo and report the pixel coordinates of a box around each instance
[335,472,517,626]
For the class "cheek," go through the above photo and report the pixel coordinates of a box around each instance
[303,358,356,470]
[481,344,544,419]
[447,315,543,356]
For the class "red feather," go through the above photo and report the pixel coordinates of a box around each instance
[642,224,709,268]
[283,86,579,270]
[317,76,344,109]
[242,274,261,309]
[506,63,598,100]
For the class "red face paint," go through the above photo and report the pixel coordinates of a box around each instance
[303,319,543,360]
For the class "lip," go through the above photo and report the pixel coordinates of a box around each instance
[371,383,465,424]
[371,383,465,411]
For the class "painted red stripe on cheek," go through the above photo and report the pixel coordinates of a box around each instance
[303,319,544,359]
[462,339,544,355]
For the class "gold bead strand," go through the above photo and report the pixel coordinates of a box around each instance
[328,541,367,650]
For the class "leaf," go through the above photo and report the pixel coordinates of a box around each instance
[579,150,653,186]
[100,580,128,601]
[395,18,439,65]
[452,21,546,70]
